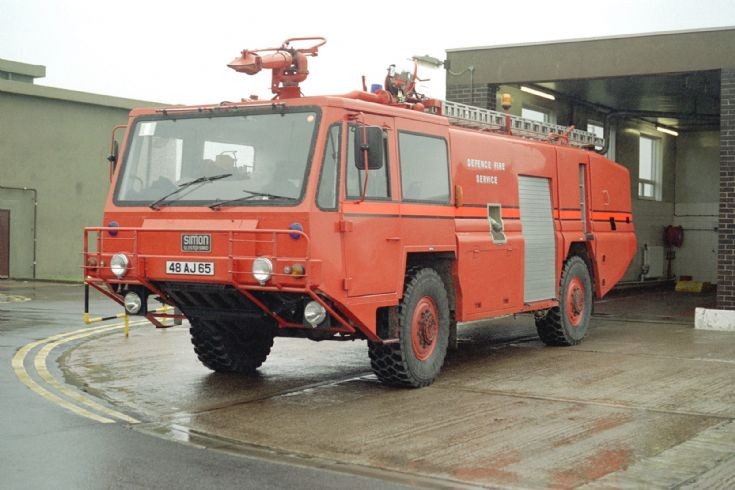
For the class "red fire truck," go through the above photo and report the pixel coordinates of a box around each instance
[84,38,636,387]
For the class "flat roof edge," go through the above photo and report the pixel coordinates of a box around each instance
[0,79,165,110]
[446,25,735,53]
[0,58,46,78]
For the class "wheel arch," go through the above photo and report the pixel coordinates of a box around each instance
[377,252,457,345]
[405,252,456,307]
[566,241,596,298]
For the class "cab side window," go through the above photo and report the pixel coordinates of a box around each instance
[399,132,450,203]
[316,124,341,210]
[346,125,390,200]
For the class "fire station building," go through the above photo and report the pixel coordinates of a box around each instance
[0,59,159,281]
[446,26,735,310]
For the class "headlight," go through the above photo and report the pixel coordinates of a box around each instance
[304,300,327,327]
[124,292,142,314]
[110,253,129,278]
[252,257,273,284]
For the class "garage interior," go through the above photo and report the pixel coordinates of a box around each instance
[446,26,734,311]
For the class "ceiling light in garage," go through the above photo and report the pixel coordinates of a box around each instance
[520,86,556,100]
[656,126,679,136]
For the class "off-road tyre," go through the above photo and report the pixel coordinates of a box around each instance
[536,255,593,346]
[368,268,450,388]
[189,317,276,373]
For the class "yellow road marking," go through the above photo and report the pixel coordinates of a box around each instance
[12,321,148,424]
[13,337,117,424]
[35,330,142,424]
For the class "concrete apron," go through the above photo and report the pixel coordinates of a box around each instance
[61,315,735,489]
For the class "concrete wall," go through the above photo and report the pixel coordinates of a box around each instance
[447,28,735,85]
[0,91,131,280]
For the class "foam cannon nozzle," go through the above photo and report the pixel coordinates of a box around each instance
[228,50,293,76]
[227,37,326,98]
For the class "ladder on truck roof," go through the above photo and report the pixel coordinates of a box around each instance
[440,100,604,149]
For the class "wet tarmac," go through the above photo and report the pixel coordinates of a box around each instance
[4,280,734,489]
[1,281,415,490]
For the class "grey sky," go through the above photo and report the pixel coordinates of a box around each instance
[1,0,734,105]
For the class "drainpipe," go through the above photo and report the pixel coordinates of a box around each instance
[0,185,38,279]
[447,65,475,105]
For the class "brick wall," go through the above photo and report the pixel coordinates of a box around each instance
[719,68,735,309]
[446,83,497,110]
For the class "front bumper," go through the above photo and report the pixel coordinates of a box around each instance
[83,226,368,339]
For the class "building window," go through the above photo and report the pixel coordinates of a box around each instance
[587,121,605,152]
[638,135,661,200]
[522,106,553,124]
[587,122,604,139]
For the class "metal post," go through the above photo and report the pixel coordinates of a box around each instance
[84,284,90,324]
[162,304,170,327]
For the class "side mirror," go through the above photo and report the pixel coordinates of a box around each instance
[354,126,384,170]
[107,140,119,166]
[107,125,127,180]
[107,139,119,182]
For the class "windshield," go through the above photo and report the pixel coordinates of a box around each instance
[114,108,318,206]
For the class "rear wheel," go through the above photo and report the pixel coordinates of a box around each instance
[369,268,450,388]
[536,255,593,346]
[189,317,276,373]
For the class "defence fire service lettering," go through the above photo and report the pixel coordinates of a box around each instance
[477,175,499,184]
[466,158,507,185]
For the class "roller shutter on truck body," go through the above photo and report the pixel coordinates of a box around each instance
[518,176,556,302]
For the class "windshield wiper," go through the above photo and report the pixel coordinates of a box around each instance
[209,189,296,209]
[149,173,232,210]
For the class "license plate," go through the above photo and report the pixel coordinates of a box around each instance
[165,261,214,276]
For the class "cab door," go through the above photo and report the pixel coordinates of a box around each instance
[340,115,402,297]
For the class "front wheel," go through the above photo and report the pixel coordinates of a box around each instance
[536,256,593,346]
[369,268,450,388]
[189,317,276,373]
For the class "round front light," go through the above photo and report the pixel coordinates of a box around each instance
[110,253,129,278]
[304,300,327,327]
[252,257,273,284]
[124,292,142,314]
